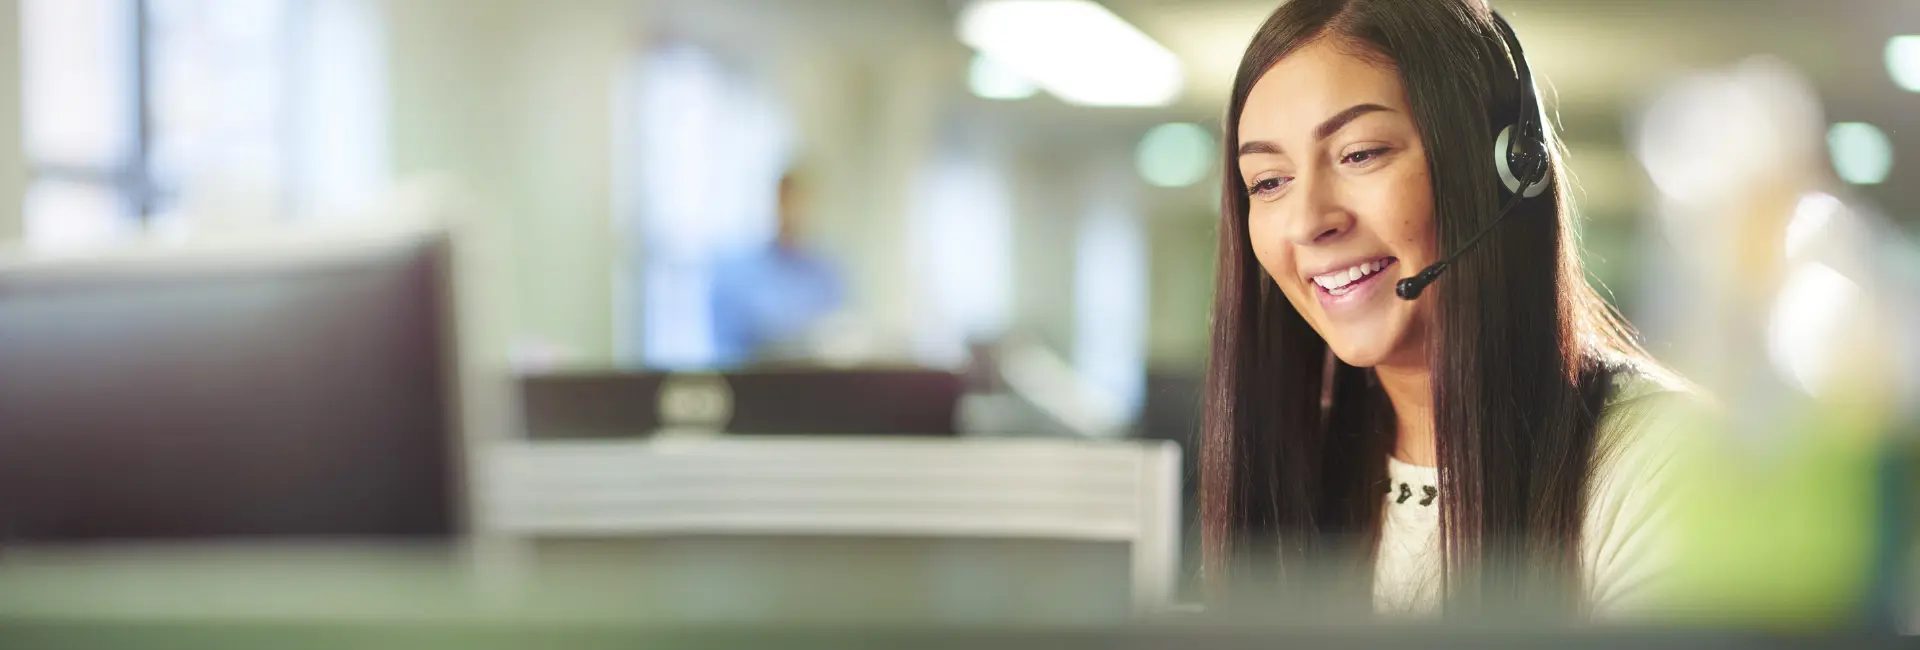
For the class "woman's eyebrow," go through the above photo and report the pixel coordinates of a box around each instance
[1313,103,1392,142]
[1237,103,1394,157]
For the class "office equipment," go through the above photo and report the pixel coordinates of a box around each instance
[0,231,461,542]
[519,369,965,439]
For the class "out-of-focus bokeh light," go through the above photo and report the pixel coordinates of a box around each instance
[1768,262,1862,397]
[1134,122,1213,188]
[968,53,1039,101]
[1826,122,1894,185]
[957,0,1182,107]
[1784,192,1842,260]
[1887,35,1920,93]
[1632,58,1823,206]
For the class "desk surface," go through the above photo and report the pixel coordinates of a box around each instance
[0,618,1906,650]
[0,545,1907,648]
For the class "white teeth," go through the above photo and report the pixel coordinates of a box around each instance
[1312,258,1394,294]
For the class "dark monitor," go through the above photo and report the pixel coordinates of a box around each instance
[520,369,964,439]
[0,233,460,543]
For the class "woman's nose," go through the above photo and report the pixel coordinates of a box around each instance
[1284,174,1353,246]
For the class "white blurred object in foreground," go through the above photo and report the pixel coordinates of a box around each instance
[1629,57,1914,414]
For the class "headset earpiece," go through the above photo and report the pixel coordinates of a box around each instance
[1489,12,1551,199]
[1494,124,1550,198]
[1396,10,1561,301]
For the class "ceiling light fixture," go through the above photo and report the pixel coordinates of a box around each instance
[958,0,1183,107]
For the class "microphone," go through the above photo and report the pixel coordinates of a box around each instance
[1394,191,1530,300]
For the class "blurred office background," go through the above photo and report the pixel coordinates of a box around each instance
[1,0,1918,637]
[10,0,1920,404]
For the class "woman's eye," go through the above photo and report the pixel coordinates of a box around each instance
[1248,177,1290,196]
[1342,147,1390,165]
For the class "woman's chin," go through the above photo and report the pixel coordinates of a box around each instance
[1327,339,1396,369]
[1321,312,1421,369]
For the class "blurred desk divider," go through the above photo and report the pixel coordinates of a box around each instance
[0,225,464,542]
[501,370,1185,617]
[474,436,1182,615]
[517,370,965,438]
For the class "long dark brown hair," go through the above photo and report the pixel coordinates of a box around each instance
[1201,0,1648,613]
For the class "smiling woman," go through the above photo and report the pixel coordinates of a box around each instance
[1202,0,1703,619]
[1238,70,1433,369]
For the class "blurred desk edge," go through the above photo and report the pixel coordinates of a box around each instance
[473,436,1181,613]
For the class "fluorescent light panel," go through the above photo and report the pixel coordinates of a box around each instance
[959,0,1183,107]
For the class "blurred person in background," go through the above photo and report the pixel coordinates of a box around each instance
[709,167,847,367]
[1202,0,1703,619]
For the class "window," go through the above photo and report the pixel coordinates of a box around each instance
[1074,198,1147,418]
[20,0,141,247]
[144,0,298,223]
[618,44,793,368]
[20,0,387,248]
[908,149,1014,367]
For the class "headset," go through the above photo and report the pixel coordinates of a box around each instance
[1394,10,1552,301]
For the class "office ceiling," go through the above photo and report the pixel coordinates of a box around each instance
[652,0,1914,118]
[650,0,1920,217]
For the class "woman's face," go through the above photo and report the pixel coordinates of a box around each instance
[1237,37,1438,368]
